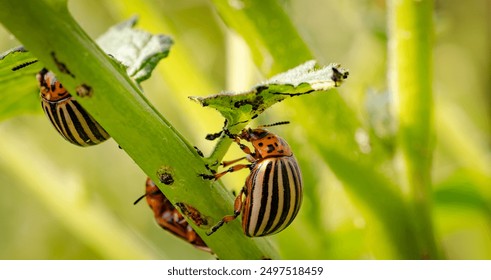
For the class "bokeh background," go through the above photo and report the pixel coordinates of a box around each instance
[0,0,489,259]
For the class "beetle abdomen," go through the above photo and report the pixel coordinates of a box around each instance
[41,98,110,146]
[38,69,110,147]
[243,155,303,237]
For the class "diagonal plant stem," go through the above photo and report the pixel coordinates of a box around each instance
[387,0,439,258]
[0,0,278,259]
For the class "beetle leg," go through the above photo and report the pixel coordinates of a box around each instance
[186,225,199,242]
[221,156,248,167]
[207,187,245,236]
[222,129,255,156]
[230,136,254,156]
[210,163,252,180]
[199,158,252,180]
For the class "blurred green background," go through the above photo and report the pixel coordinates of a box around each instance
[0,0,489,259]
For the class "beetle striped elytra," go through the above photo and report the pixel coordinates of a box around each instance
[134,178,211,253]
[37,68,110,146]
[201,122,303,237]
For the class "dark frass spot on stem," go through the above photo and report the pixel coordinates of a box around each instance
[159,173,174,185]
[51,51,75,78]
[76,84,93,98]
[175,202,209,227]
[198,173,215,180]
[157,166,174,185]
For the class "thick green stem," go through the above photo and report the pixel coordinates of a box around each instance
[388,0,438,258]
[0,0,278,259]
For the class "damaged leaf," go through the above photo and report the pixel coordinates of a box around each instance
[189,60,349,126]
[96,16,173,83]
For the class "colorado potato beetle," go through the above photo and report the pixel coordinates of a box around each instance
[134,178,210,252]
[202,122,303,237]
[37,68,110,146]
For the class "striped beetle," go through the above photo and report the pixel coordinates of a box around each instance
[202,122,303,237]
[134,178,211,252]
[37,68,110,146]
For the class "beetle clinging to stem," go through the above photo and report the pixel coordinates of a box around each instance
[201,121,303,237]
[134,178,211,252]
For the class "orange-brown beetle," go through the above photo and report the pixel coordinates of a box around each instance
[202,123,303,237]
[134,178,210,252]
[37,68,110,146]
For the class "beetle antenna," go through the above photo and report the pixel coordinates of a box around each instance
[133,194,147,205]
[259,121,290,128]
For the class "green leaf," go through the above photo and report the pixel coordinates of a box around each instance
[190,61,349,127]
[95,16,173,83]
[0,47,42,121]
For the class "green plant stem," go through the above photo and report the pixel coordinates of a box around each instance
[388,0,438,258]
[0,0,278,259]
